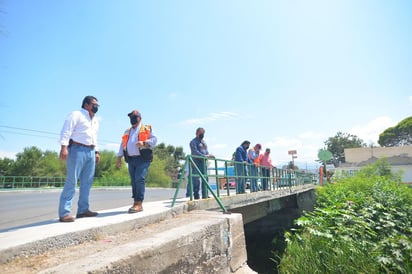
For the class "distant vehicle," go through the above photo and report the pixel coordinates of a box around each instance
[223,179,250,189]
[223,179,236,189]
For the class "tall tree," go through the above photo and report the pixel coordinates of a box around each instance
[12,146,43,176]
[378,116,412,147]
[146,155,172,187]
[153,143,185,180]
[94,150,119,178]
[0,157,15,176]
[37,150,65,176]
[324,132,366,165]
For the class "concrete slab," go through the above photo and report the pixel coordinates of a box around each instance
[0,198,189,263]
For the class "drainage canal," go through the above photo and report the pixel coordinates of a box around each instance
[243,207,304,274]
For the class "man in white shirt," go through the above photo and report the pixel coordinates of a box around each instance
[58,96,100,222]
[116,109,157,213]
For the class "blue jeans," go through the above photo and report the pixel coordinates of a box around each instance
[262,167,270,190]
[250,165,258,192]
[186,160,207,199]
[128,156,151,202]
[235,163,246,194]
[58,145,95,217]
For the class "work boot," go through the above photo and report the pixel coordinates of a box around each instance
[128,201,143,213]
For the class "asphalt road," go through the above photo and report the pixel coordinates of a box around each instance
[0,187,185,231]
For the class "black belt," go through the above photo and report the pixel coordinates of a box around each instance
[71,141,95,149]
[128,155,141,158]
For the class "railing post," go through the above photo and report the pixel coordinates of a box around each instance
[171,158,189,207]
[224,161,230,196]
[213,158,220,197]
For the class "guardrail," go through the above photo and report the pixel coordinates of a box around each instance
[0,176,131,189]
[0,176,67,188]
[171,155,318,212]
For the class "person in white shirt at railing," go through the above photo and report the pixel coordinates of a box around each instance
[248,143,262,192]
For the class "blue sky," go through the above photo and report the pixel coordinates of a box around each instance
[0,0,411,170]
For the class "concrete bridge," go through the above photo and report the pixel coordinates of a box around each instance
[0,183,316,273]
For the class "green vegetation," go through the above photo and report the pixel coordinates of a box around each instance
[378,116,412,147]
[323,131,366,165]
[279,160,412,274]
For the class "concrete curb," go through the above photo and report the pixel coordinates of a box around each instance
[0,200,188,264]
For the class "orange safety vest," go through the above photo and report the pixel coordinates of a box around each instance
[254,154,261,165]
[121,124,152,149]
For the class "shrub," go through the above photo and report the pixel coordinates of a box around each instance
[279,160,412,273]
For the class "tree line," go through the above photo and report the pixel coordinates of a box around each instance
[0,143,185,187]
[0,115,410,184]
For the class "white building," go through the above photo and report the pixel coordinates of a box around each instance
[336,146,412,185]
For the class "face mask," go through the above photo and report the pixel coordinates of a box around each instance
[130,116,138,125]
[199,134,204,139]
[91,105,98,113]
[245,146,250,150]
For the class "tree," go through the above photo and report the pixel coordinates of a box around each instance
[94,150,119,178]
[324,132,366,165]
[153,143,185,180]
[12,146,43,176]
[378,116,412,147]
[146,155,171,187]
[0,157,15,176]
[37,150,65,176]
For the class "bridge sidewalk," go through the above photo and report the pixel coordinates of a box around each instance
[0,196,256,273]
[0,198,189,263]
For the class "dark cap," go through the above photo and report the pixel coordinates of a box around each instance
[128,109,141,117]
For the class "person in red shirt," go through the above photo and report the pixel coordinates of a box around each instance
[260,148,273,190]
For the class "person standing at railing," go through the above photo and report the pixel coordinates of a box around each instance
[235,140,250,194]
[260,148,273,190]
[248,143,262,192]
[58,96,100,223]
[188,127,214,199]
[116,109,157,213]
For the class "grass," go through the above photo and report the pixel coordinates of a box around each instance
[279,160,412,274]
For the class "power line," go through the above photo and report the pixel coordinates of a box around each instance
[0,130,58,140]
[0,125,58,136]
[0,125,117,145]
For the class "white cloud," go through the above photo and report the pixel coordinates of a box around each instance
[0,150,16,159]
[267,136,303,149]
[349,116,395,145]
[211,143,227,150]
[409,96,412,104]
[298,131,324,140]
[179,112,239,126]
[104,143,120,153]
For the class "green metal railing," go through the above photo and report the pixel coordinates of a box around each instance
[171,155,318,212]
[0,176,67,188]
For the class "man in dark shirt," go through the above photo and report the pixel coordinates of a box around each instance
[187,127,214,199]
[235,140,250,194]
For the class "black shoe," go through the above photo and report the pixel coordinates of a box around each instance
[59,215,75,222]
[76,210,98,218]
